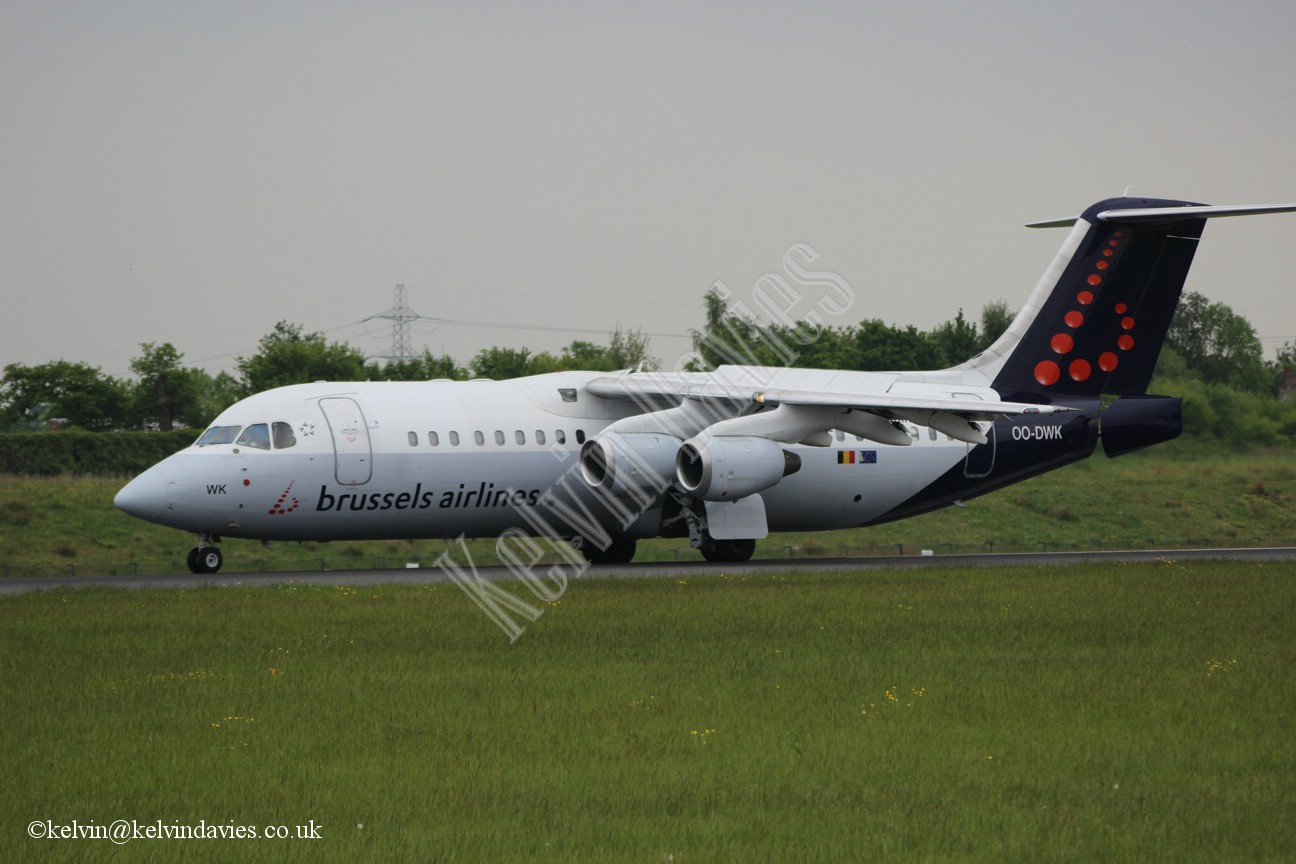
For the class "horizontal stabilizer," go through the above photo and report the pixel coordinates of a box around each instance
[1029,202,1296,229]
[1097,203,1296,223]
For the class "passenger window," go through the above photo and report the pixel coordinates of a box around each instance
[429,431,439,446]
[474,431,485,446]
[535,430,546,445]
[835,430,845,442]
[494,430,505,445]
[928,428,938,441]
[576,429,586,444]
[449,431,460,446]
[408,431,418,447]
[555,430,566,445]
[236,424,271,450]
[196,425,241,446]
[908,426,920,442]
[515,430,525,445]
[272,422,296,449]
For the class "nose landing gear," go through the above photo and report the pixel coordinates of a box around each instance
[187,536,223,574]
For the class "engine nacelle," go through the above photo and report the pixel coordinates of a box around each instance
[675,435,801,501]
[580,432,680,499]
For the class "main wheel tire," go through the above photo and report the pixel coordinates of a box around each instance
[722,538,756,562]
[700,537,756,563]
[582,537,637,564]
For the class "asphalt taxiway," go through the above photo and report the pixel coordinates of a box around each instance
[2,547,1293,595]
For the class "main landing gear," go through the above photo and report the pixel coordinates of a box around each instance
[578,536,638,564]
[187,536,223,574]
[699,536,756,563]
[575,534,754,564]
[663,492,759,564]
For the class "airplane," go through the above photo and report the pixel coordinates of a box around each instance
[115,196,1296,574]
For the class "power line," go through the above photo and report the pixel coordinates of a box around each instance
[362,284,420,362]
[408,315,686,340]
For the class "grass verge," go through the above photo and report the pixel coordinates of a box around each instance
[3,561,1293,861]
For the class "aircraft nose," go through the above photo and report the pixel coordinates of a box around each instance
[114,456,190,523]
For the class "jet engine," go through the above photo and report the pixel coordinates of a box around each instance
[675,435,801,501]
[579,432,679,499]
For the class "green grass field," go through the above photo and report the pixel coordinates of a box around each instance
[3,561,1293,861]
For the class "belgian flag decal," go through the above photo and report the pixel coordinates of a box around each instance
[837,450,877,465]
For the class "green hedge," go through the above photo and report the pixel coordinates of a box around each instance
[0,431,197,476]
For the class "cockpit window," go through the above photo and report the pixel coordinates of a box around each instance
[195,425,241,447]
[272,422,296,449]
[236,423,271,450]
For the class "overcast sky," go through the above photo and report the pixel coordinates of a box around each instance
[4,0,1295,381]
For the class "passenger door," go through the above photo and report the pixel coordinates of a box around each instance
[319,397,373,485]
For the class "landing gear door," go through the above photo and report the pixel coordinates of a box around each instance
[704,494,770,540]
[319,397,372,485]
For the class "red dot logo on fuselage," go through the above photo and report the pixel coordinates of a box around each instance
[269,481,300,515]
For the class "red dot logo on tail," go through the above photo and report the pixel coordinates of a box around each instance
[1035,360,1061,386]
[1033,230,1136,387]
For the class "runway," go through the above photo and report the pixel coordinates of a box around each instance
[2,547,1293,595]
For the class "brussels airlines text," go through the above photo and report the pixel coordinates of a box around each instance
[315,483,544,513]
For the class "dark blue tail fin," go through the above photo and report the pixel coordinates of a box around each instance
[969,197,1296,401]
[989,197,1205,399]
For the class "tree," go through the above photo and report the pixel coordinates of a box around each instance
[605,325,660,371]
[561,340,609,369]
[1166,292,1269,393]
[379,350,466,381]
[129,342,206,430]
[469,346,534,380]
[765,323,857,370]
[235,322,375,395]
[853,320,947,371]
[191,371,243,427]
[978,300,1014,351]
[689,286,797,369]
[0,360,131,431]
[927,309,981,367]
[688,288,1014,373]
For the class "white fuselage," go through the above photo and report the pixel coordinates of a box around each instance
[116,372,985,543]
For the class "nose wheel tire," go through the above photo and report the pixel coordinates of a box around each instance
[187,546,223,574]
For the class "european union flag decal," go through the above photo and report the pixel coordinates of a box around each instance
[837,450,877,465]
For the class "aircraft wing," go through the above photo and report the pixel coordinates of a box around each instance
[747,387,1065,420]
[587,365,1068,446]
